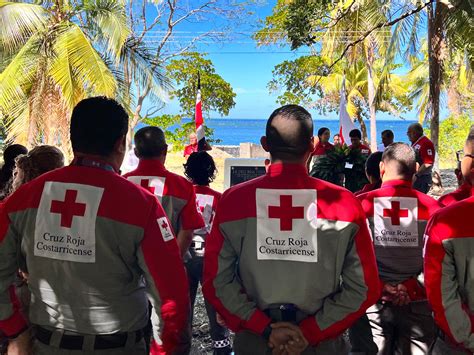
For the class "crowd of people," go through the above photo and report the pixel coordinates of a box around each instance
[0,97,472,355]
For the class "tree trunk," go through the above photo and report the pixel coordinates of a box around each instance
[366,46,377,152]
[427,1,446,159]
[127,98,144,151]
[355,108,368,143]
[447,61,462,116]
[427,1,446,191]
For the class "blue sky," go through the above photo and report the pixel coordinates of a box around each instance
[156,1,299,119]
[151,1,438,121]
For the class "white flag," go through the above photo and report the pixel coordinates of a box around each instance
[339,77,356,145]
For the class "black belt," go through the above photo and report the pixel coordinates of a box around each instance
[35,326,144,350]
[264,304,307,323]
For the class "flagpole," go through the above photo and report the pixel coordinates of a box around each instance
[195,72,208,151]
[339,76,356,145]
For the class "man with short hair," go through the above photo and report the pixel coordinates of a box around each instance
[333,133,341,146]
[424,126,474,354]
[378,130,394,152]
[0,97,190,354]
[357,142,441,354]
[346,129,371,192]
[203,104,380,354]
[124,126,204,258]
[407,123,435,193]
[349,129,371,157]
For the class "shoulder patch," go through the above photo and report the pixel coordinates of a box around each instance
[157,217,174,242]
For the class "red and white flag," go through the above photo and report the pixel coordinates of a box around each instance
[339,76,356,145]
[195,73,209,151]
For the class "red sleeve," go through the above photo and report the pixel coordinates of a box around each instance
[138,198,190,353]
[419,141,435,165]
[0,201,28,337]
[202,211,271,335]
[299,212,380,345]
[424,215,471,347]
[180,186,205,230]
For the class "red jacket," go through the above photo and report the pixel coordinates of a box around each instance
[0,162,189,352]
[424,192,474,351]
[203,163,379,345]
[357,180,441,298]
[438,182,472,207]
[355,181,382,196]
[123,159,204,234]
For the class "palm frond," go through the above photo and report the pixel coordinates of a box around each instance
[119,37,171,103]
[0,1,47,56]
[50,23,117,104]
[0,33,40,112]
[81,0,129,63]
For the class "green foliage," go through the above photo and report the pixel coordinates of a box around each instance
[253,0,289,45]
[310,144,348,185]
[268,56,327,107]
[145,52,235,149]
[310,144,368,192]
[166,52,236,118]
[0,0,167,151]
[427,114,473,168]
[269,55,410,121]
[285,0,331,50]
[143,114,220,151]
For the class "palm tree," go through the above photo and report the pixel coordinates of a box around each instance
[308,58,408,142]
[315,0,391,151]
[0,0,167,153]
[406,43,472,122]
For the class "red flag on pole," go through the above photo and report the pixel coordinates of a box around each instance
[195,73,209,151]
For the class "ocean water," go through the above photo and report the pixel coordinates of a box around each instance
[177,118,417,146]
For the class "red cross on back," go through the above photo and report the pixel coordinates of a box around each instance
[383,201,409,225]
[140,179,156,194]
[50,190,86,228]
[268,195,305,231]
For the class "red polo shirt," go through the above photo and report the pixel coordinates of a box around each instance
[412,135,435,165]
[183,144,198,157]
[312,142,334,156]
